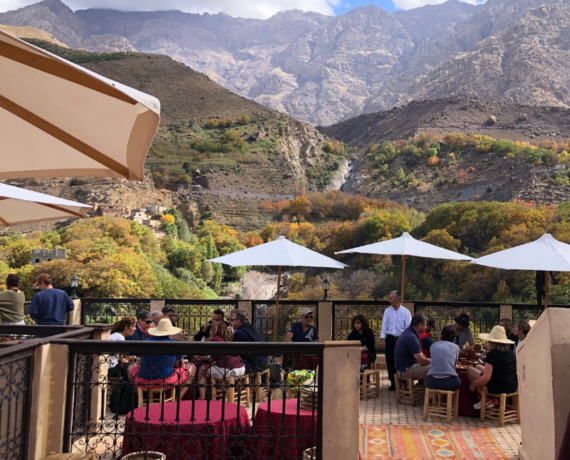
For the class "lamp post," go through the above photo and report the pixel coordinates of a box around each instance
[70,275,79,299]
[322,277,330,301]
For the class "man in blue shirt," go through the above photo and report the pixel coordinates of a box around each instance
[285,307,320,342]
[29,274,75,325]
[394,313,431,380]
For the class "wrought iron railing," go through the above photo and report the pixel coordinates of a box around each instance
[164,299,239,338]
[82,298,152,325]
[332,300,390,343]
[252,301,320,342]
[55,339,324,460]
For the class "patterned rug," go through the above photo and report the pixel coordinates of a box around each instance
[360,425,508,459]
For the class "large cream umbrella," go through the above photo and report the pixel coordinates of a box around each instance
[0,182,91,225]
[0,30,160,181]
[336,232,473,303]
[470,233,570,308]
[208,236,346,341]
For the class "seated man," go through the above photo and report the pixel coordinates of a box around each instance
[453,313,475,349]
[394,313,431,381]
[231,309,268,373]
[194,309,229,342]
[285,308,320,342]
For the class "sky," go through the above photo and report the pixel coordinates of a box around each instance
[0,0,488,18]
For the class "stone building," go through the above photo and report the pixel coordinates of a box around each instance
[31,247,67,265]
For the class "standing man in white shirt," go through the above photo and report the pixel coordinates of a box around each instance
[380,290,412,391]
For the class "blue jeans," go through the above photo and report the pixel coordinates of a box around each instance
[425,375,461,392]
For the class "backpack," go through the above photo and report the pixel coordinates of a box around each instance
[109,377,136,415]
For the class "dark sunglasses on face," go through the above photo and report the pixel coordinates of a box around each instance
[144,320,152,324]
[304,315,313,319]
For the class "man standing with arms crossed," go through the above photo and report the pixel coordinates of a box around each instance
[380,291,412,391]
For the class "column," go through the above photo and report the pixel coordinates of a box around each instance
[500,304,513,321]
[238,300,253,323]
[318,301,333,341]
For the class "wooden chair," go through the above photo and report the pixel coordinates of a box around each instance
[395,374,424,407]
[137,386,176,407]
[360,369,380,401]
[481,390,520,427]
[211,375,251,407]
[423,388,460,424]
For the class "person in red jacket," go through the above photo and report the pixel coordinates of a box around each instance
[419,316,435,358]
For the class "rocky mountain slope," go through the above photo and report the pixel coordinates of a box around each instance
[321,97,570,210]
[5,0,570,125]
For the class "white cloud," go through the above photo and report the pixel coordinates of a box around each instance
[392,0,485,9]
[0,0,341,19]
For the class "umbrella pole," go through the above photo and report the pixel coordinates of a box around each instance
[401,256,408,303]
[544,270,548,310]
[272,266,282,342]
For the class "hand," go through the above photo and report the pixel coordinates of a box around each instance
[203,322,211,332]
[380,339,386,349]
[469,383,476,392]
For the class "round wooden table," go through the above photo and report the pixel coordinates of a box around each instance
[122,400,251,460]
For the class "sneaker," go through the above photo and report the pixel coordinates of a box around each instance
[474,399,497,410]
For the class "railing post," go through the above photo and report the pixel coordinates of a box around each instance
[403,301,415,316]
[150,299,165,313]
[322,341,360,459]
[27,343,70,459]
[500,304,513,321]
[68,299,82,325]
[318,301,333,341]
[238,300,253,322]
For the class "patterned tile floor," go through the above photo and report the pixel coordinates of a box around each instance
[359,370,521,459]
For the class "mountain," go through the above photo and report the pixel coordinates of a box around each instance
[321,96,570,210]
[3,0,570,125]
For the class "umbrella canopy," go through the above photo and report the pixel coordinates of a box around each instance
[335,232,473,261]
[208,236,347,269]
[470,234,570,271]
[470,234,570,308]
[209,236,345,341]
[335,232,472,302]
[0,30,160,181]
[0,183,91,226]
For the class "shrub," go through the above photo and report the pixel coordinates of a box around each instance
[206,119,219,129]
[238,115,250,125]
[427,157,440,166]
[486,187,493,194]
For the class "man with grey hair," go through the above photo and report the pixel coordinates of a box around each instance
[151,310,163,327]
[380,290,412,391]
[394,312,431,380]
[127,311,153,341]
[231,309,268,372]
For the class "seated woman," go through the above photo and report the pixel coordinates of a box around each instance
[108,317,136,378]
[513,319,531,354]
[425,324,461,392]
[499,318,518,350]
[347,314,376,364]
[197,321,245,400]
[467,325,516,410]
[453,313,475,349]
[419,316,435,358]
[131,318,196,399]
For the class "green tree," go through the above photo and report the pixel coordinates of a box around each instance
[201,261,214,283]
[395,167,406,183]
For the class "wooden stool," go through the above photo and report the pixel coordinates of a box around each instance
[481,391,520,427]
[423,388,460,424]
[137,386,176,407]
[360,369,380,401]
[248,368,270,403]
[395,374,424,406]
[211,375,251,407]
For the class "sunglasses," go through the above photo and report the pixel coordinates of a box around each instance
[144,320,153,324]
[304,315,313,319]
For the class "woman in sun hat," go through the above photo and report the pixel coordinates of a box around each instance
[467,325,517,410]
[131,318,196,399]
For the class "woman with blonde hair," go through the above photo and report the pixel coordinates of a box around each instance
[467,325,517,410]
[197,321,245,400]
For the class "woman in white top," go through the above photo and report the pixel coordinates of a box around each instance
[109,317,136,377]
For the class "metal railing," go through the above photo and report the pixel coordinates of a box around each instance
[56,339,324,460]
[252,301,320,342]
[82,298,152,325]
[332,300,390,342]
[164,299,238,338]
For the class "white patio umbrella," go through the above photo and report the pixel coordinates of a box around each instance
[208,236,346,341]
[0,183,91,225]
[335,232,473,302]
[470,233,570,308]
[0,30,160,181]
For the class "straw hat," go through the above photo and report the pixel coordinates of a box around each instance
[529,320,537,328]
[148,318,181,337]
[479,325,515,344]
